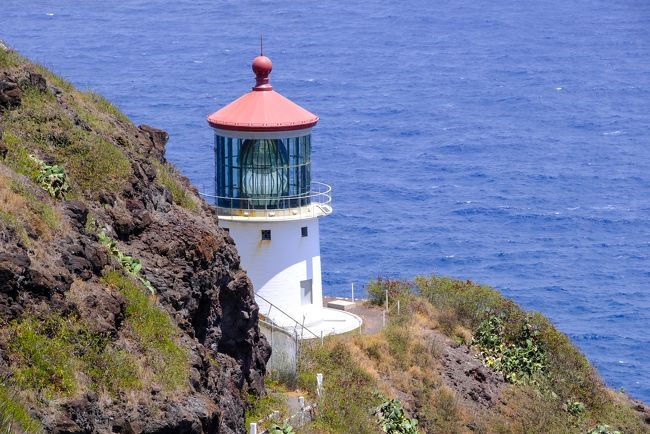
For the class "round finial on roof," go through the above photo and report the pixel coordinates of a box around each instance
[252,55,273,91]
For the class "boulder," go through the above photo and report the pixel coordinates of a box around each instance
[0,75,21,109]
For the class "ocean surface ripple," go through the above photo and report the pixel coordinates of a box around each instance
[2,0,649,402]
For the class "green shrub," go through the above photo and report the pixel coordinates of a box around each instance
[366,278,412,307]
[268,423,295,434]
[154,162,197,212]
[0,383,42,433]
[415,275,504,329]
[374,397,419,434]
[473,315,547,384]
[29,154,70,199]
[565,400,586,416]
[102,272,189,391]
[98,231,154,293]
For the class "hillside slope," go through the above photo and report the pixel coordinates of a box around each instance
[292,278,650,434]
[0,45,269,433]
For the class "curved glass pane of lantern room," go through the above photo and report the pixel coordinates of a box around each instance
[214,134,312,209]
[240,138,290,208]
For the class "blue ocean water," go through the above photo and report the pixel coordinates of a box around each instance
[2,0,650,402]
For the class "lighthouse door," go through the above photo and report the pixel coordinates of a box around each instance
[300,279,313,305]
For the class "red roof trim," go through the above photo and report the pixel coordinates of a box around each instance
[207,119,318,132]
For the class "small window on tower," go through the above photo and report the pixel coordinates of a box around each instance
[261,230,271,241]
[301,226,308,237]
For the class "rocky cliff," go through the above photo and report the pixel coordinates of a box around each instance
[0,46,270,433]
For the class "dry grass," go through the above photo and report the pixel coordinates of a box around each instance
[0,173,59,243]
[1,71,132,198]
[297,281,650,434]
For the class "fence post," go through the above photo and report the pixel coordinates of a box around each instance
[397,299,400,316]
[382,310,386,328]
[249,422,257,434]
[299,396,305,426]
[294,329,299,370]
[385,289,388,311]
[320,330,324,346]
[316,373,324,398]
[351,282,354,301]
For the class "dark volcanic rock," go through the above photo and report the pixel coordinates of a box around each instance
[0,64,269,434]
[138,124,170,157]
[63,201,89,230]
[0,74,21,109]
[431,332,505,409]
[72,281,126,335]
[28,71,47,92]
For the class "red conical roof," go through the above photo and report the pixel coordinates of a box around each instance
[207,55,319,132]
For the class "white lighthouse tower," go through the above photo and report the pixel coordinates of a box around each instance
[206,52,361,336]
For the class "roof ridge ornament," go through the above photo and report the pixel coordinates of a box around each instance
[207,49,319,131]
[252,38,273,91]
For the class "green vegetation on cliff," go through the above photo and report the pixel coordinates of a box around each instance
[102,271,189,391]
[0,383,41,433]
[8,314,140,398]
[153,161,198,212]
[284,276,649,434]
[1,50,131,198]
[0,45,236,432]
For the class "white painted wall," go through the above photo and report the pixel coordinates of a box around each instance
[259,321,298,381]
[222,217,324,327]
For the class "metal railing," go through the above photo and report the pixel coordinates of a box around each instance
[199,182,332,220]
[256,292,320,340]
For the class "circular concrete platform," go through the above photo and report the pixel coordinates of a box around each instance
[276,307,362,339]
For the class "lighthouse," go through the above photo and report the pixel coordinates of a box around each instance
[206,51,361,336]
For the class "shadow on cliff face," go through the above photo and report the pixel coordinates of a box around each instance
[0,47,270,434]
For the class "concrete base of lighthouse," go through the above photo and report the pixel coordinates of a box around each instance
[220,214,361,337]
